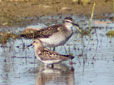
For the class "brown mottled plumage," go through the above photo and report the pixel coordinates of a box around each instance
[32,39,74,67]
[21,24,63,39]
[38,48,73,61]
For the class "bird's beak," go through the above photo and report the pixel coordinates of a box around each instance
[27,44,32,47]
[72,23,79,27]
[72,23,82,32]
[27,41,36,47]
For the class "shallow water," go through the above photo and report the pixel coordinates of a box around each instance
[0,16,114,85]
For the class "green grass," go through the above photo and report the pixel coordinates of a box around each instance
[106,30,114,37]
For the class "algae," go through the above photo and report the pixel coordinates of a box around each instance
[106,30,114,37]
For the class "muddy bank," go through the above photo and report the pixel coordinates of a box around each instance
[0,0,113,27]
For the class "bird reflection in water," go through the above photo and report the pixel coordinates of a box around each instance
[36,64,75,85]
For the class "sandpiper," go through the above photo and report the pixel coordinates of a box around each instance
[21,17,79,49]
[32,39,74,68]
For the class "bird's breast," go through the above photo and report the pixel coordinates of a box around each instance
[39,30,72,47]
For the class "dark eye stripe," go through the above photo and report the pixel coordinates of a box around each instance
[64,21,71,23]
[65,21,70,23]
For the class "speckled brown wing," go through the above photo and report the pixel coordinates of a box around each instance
[38,48,70,61]
[21,24,63,39]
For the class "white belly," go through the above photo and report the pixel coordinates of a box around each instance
[36,55,61,65]
[39,32,72,47]
[42,60,61,65]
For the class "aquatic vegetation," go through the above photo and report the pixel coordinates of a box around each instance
[106,30,114,37]
[75,3,95,37]
[0,31,19,44]
[89,2,96,32]
[81,30,90,36]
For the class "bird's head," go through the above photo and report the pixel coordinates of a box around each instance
[63,17,79,27]
[32,39,43,48]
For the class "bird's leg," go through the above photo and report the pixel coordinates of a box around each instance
[53,47,56,51]
[71,66,74,71]
[44,64,48,69]
[51,64,54,68]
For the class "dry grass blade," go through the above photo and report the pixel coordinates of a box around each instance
[89,2,96,32]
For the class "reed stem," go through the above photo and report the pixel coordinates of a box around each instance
[89,2,96,32]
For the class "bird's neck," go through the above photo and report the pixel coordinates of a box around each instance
[34,45,43,54]
[64,23,73,31]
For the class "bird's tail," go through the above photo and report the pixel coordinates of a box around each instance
[20,33,35,39]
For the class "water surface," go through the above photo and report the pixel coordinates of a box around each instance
[0,16,114,85]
